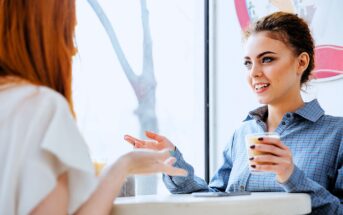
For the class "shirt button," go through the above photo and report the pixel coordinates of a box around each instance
[281,121,286,125]
[286,113,291,118]
[240,185,245,191]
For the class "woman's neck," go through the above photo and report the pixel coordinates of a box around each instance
[266,94,304,132]
[0,75,28,90]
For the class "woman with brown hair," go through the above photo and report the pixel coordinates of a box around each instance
[125,12,343,214]
[0,0,187,214]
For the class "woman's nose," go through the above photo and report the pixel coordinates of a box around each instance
[249,64,263,78]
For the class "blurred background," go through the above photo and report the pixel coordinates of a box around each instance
[74,0,343,195]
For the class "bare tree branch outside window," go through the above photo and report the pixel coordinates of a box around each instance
[87,0,159,195]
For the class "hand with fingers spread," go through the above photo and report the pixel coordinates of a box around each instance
[124,131,176,151]
[118,149,187,177]
[249,136,294,183]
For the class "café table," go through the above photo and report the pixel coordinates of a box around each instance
[112,192,311,215]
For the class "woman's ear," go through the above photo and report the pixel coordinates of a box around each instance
[297,52,310,76]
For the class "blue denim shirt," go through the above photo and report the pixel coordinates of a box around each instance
[163,99,343,214]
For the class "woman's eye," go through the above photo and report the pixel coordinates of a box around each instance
[244,61,252,69]
[262,57,273,63]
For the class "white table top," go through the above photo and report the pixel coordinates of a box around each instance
[112,192,311,215]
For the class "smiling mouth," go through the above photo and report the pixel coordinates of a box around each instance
[254,83,270,93]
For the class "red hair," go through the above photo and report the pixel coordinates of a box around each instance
[0,0,77,115]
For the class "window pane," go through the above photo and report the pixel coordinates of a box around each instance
[74,0,204,194]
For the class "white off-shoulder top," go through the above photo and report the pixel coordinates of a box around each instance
[0,83,98,215]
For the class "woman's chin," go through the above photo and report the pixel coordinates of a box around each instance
[257,97,271,105]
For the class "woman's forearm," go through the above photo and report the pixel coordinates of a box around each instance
[76,156,130,215]
[76,149,186,214]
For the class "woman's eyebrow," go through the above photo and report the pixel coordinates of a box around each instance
[244,51,276,60]
[256,51,277,58]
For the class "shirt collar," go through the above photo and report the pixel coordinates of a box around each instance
[246,99,324,122]
[246,106,268,122]
[295,99,324,122]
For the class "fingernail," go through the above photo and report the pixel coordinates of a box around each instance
[250,165,256,168]
[250,145,255,149]
[258,137,263,141]
[249,157,254,161]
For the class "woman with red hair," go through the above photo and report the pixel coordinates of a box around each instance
[0,0,187,214]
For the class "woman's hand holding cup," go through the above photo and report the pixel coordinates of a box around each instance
[246,132,294,183]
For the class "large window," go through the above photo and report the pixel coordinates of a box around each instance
[74,0,205,194]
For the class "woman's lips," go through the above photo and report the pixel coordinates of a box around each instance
[254,83,270,94]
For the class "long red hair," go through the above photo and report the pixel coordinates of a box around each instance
[0,0,77,115]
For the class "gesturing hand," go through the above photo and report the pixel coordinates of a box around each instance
[249,136,294,183]
[120,149,187,177]
[124,131,176,151]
